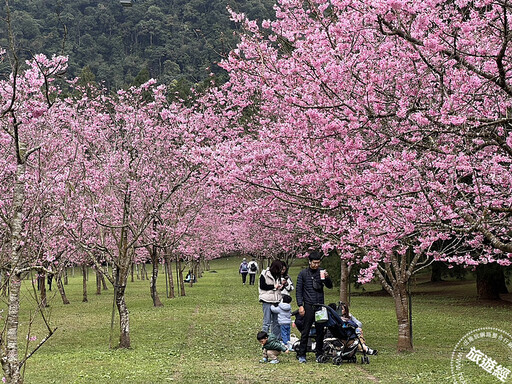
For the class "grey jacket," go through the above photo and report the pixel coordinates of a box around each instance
[270,302,292,325]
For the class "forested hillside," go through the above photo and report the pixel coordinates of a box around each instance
[0,0,275,90]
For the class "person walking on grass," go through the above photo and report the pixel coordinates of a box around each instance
[239,258,249,285]
[295,250,333,363]
[248,258,258,285]
[259,259,285,337]
[257,331,289,364]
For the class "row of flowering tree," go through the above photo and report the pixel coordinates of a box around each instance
[2,1,512,382]
[0,53,226,383]
[191,0,512,352]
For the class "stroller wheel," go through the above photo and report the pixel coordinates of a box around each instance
[333,356,342,365]
[360,356,365,364]
[351,356,356,363]
[317,355,330,364]
[365,356,370,364]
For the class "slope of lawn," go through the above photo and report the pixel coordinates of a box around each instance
[6,257,510,383]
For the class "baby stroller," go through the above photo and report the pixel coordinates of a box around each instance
[316,304,372,365]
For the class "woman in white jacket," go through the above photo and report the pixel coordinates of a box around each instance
[259,260,285,337]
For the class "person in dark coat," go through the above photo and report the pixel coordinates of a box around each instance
[295,250,332,363]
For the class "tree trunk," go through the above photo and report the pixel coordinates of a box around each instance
[476,263,508,300]
[4,273,22,383]
[339,258,351,304]
[101,269,108,291]
[149,246,163,307]
[115,281,131,348]
[376,257,414,353]
[202,257,210,272]
[113,250,132,349]
[64,267,68,285]
[141,264,147,281]
[38,273,48,308]
[131,263,135,282]
[3,161,28,384]
[198,256,204,278]
[393,283,413,352]
[96,269,102,295]
[1,269,8,297]
[177,258,186,296]
[82,265,88,303]
[56,273,70,305]
[165,255,175,298]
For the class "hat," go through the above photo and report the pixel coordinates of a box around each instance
[243,258,247,261]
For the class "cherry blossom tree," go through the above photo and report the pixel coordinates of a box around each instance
[61,81,203,348]
[202,0,512,351]
[0,44,70,381]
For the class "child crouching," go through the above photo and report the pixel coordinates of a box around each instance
[257,331,289,364]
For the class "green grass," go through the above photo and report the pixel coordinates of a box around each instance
[4,258,511,383]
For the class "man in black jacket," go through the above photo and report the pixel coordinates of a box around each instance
[295,250,333,363]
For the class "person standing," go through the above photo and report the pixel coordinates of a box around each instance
[280,263,294,296]
[295,250,333,363]
[271,294,293,349]
[259,259,284,337]
[239,258,249,285]
[247,258,258,285]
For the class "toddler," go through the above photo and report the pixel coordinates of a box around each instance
[257,331,289,364]
[271,294,293,349]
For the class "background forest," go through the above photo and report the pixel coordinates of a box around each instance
[0,0,275,91]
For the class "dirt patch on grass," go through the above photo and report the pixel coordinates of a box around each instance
[356,365,381,382]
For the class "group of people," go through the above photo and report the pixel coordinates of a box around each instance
[252,250,376,364]
[239,258,259,285]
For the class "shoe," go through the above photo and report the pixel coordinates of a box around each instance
[367,348,378,356]
[298,356,306,363]
[269,359,279,364]
[259,358,268,363]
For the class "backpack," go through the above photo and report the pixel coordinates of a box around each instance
[250,262,257,272]
[241,262,248,272]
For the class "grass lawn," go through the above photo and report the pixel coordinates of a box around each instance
[5,257,511,383]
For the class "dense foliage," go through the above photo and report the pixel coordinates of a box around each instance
[0,0,275,90]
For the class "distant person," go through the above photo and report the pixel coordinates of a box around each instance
[259,259,285,337]
[239,258,249,285]
[184,270,194,283]
[257,331,289,364]
[295,250,332,363]
[271,294,293,349]
[47,273,53,291]
[247,258,258,285]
